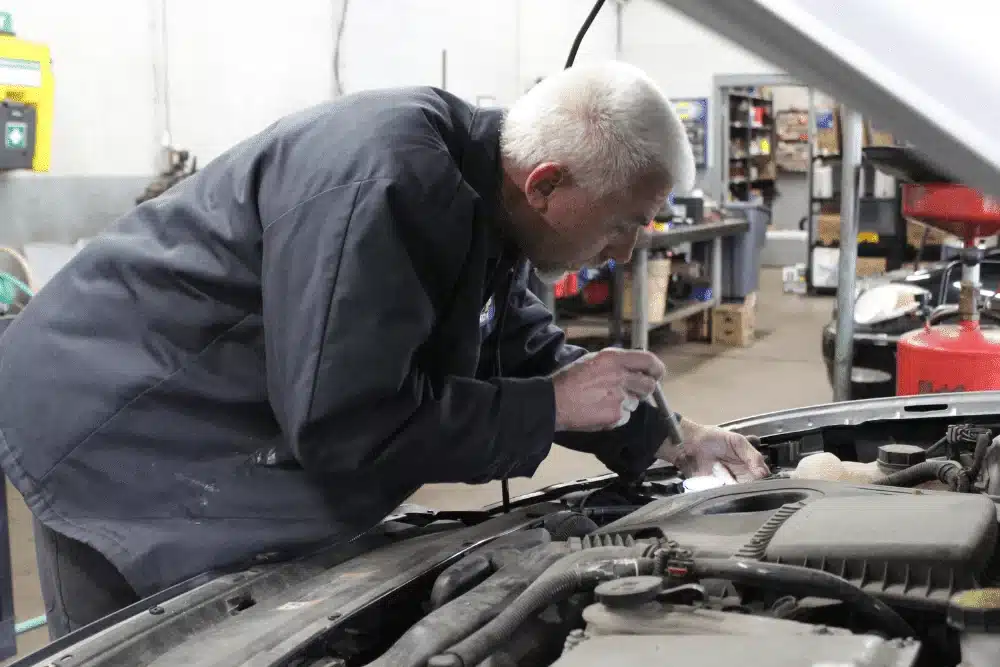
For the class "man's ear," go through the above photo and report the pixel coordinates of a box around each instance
[524,162,564,211]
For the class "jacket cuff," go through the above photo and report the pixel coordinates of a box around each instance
[496,376,556,478]
[603,402,672,479]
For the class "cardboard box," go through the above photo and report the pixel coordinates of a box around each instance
[712,293,757,347]
[906,218,954,248]
[776,141,809,173]
[817,214,890,247]
[685,310,711,342]
[864,120,895,147]
[776,110,809,142]
[856,257,887,277]
[814,108,841,156]
[811,248,888,288]
[817,213,840,245]
[622,258,671,323]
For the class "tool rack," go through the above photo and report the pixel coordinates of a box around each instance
[723,90,777,206]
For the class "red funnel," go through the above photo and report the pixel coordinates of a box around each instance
[902,184,1000,241]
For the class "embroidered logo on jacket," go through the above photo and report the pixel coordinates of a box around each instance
[480,295,496,329]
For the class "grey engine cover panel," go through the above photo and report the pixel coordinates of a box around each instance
[552,634,920,667]
[597,480,999,609]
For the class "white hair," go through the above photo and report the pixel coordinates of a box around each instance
[501,61,695,198]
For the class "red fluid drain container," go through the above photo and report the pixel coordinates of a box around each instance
[897,321,1000,395]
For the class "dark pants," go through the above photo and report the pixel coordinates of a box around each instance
[32,519,140,640]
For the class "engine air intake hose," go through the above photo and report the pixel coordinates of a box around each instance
[428,547,655,667]
[690,558,915,638]
[872,459,963,489]
[572,533,638,549]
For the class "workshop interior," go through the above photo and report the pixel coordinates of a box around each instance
[3,1,1000,666]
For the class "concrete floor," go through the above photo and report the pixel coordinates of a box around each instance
[2,268,835,663]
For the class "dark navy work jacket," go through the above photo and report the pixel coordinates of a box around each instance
[0,87,668,595]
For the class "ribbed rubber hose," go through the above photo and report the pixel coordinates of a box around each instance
[969,433,995,480]
[428,570,581,667]
[872,459,962,489]
[691,558,914,638]
[429,547,655,667]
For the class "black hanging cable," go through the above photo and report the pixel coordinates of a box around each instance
[564,0,608,69]
[332,0,350,96]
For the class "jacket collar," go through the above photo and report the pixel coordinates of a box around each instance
[465,108,517,263]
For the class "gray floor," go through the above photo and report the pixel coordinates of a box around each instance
[3,268,835,662]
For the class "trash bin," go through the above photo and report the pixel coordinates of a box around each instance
[693,202,769,299]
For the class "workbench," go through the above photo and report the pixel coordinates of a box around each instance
[547,218,750,351]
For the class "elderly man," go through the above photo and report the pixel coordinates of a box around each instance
[0,61,768,638]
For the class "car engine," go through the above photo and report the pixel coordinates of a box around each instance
[358,424,1000,667]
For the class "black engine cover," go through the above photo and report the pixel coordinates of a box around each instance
[598,480,999,610]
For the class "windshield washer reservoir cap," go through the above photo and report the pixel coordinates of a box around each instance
[947,589,1000,633]
[595,576,663,608]
[877,444,927,470]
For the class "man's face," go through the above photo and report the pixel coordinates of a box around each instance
[508,163,669,281]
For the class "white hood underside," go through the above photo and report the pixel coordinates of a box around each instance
[654,0,1000,197]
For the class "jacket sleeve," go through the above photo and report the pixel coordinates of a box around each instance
[496,263,672,480]
[261,178,556,485]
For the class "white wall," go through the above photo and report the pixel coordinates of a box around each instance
[0,0,598,177]
[162,0,340,163]
[6,0,792,179]
[620,0,779,100]
[3,0,618,176]
[4,0,159,176]
[164,0,619,163]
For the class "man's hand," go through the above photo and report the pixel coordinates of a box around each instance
[657,417,769,483]
[550,348,665,432]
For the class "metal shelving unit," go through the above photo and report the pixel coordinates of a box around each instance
[805,157,910,293]
[723,90,777,205]
[557,219,750,349]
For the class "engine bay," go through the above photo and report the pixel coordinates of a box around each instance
[347,422,1000,667]
[20,419,1000,667]
[365,485,992,667]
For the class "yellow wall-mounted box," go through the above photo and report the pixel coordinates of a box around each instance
[0,26,53,172]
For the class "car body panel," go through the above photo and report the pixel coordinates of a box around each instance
[12,390,1000,667]
[12,505,562,667]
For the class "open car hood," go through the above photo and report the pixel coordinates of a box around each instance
[718,389,1000,438]
[15,391,1000,667]
[655,0,1000,196]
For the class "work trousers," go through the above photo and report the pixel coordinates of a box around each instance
[32,519,140,640]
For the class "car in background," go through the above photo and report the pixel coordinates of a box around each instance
[821,251,1000,399]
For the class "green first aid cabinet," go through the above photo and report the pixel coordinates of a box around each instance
[0,99,35,171]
